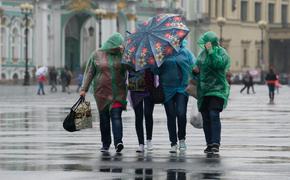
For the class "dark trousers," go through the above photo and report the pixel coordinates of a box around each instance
[200,96,224,146]
[133,96,155,145]
[268,84,275,101]
[164,93,188,146]
[240,85,250,94]
[99,107,123,148]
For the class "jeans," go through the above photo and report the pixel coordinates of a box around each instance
[133,96,155,145]
[200,110,221,145]
[164,93,188,146]
[99,107,123,148]
[37,82,45,95]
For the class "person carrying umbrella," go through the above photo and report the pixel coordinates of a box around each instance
[158,40,195,153]
[192,31,231,154]
[80,33,127,153]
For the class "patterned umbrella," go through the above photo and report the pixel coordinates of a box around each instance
[122,14,190,71]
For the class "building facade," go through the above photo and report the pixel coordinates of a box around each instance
[0,0,184,81]
[187,0,290,82]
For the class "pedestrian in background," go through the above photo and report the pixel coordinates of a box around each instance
[80,33,127,153]
[193,31,231,154]
[37,73,46,95]
[240,71,251,94]
[49,66,58,92]
[158,40,195,153]
[76,71,83,93]
[265,68,277,104]
[65,67,73,94]
[60,68,67,92]
[128,69,155,153]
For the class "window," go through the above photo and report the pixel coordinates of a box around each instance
[243,49,248,66]
[268,3,275,24]
[282,4,288,27]
[208,0,212,18]
[241,1,248,22]
[255,2,261,22]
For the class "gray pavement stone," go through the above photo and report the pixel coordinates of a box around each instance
[0,84,290,179]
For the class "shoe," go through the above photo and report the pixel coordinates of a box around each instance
[179,140,187,151]
[100,147,109,153]
[146,140,153,151]
[211,144,220,154]
[136,144,144,153]
[116,143,124,153]
[204,145,213,154]
[169,145,177,153]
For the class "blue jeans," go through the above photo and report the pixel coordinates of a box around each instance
[37,82,45,95]
[99,107,123,148]
[164,93,188,146]
[133,96,155,145]
[201,110,221,145]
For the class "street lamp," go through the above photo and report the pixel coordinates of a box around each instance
[258,20,267,83]
[94,8,107,48]
[217,17,226,47]
[20,2,33,86]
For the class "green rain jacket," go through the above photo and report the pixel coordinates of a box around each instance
[81,33,127,111]
[195,31,231,110]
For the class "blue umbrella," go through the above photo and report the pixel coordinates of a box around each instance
[122,14,190,71]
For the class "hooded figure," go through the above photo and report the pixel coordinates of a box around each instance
[81,32,127,153]
[193,31,231,154]
[158,39,196,153]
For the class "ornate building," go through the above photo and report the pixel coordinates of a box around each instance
[0,0,183,81]
[186,0,290,82]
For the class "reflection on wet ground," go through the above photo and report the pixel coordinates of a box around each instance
[0,85,290,179]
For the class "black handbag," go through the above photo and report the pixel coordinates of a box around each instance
[63,96,92,132]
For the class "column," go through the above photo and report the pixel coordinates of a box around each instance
[34,2,48,67]
[51,5,62,68]
[275,0,281,23]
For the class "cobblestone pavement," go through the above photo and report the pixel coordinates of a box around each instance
[0,85,290,180]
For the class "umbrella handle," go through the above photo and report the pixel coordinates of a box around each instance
[126,30,131,34]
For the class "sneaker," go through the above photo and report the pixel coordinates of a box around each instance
[211,144,220,153]
[116,143,124,153]
[169,145,178,153]
[136,144,144,153]
[204,145,213,154]
[179,140,187,151]
[100,147,109,153]
[146,140,153,151]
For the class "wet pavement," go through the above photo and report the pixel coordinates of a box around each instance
[0,84,290,180]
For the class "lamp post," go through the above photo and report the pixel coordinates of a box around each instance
[258,20,267,83]
[20,2,33,86]
[94,8,107,48]
[0,7,4,81]
[217,17,226,47]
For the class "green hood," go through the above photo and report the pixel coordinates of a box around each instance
[100,32,124,52]
[198,31,219,49]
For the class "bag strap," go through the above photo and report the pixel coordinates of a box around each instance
[71,96,85,111]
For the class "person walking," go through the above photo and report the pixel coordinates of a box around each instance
[76,71,83,93]
[80,33,127,153]
[158,40,195,153]
[192,31,231,154]
[49,66,58,92]
[37,73,46,95]
[265,68,277,104]
[249,73,256,94]
[65,67,73,94]
[240,71,251,94]
[60,68,67,92]
[128,69,155,153]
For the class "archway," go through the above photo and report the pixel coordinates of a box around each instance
[64,13,91,73]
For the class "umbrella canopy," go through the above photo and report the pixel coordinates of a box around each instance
[36,66,48,76]
[122,14,189,71]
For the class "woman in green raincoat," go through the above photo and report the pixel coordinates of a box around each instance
[80,33,127,153]
[192,31,231,154]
